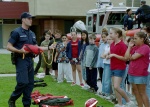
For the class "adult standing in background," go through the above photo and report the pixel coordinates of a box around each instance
[124,8,133,31]
[135,0,150,27]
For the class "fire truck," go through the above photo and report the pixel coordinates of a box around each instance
[67,0,140,45]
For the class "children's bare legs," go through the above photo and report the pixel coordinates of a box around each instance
[49,68,52,74]
[54,70,58,79]
[71,64,83,84]
[112,76,130,105]
[127,84,131,93]
[71,64,76,83]
[76,64,83,84]
[132,84,149,107]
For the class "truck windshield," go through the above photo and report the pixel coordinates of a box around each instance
[107,13,125,25]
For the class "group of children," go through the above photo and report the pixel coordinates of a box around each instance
[39,26,150,107]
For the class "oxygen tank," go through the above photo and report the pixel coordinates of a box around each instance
[126,29,140,36]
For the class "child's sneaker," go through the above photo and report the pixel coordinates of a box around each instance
[125,101,135,107]
[71,82,76,86]
[88,88,97,94]
[82,84,90,90]
[98,92,105,96]
[112,98,118,104]
[104,95,111,100]
[109,94,116,100]
[80,83,84,87]
[114,104,125,107]
[57,81,63,83]
[66,80,72,83]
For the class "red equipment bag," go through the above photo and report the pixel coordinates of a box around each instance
[23,44,43,55]
[31,91,74,107]
[42,106,59,107]
[39,98,73,107]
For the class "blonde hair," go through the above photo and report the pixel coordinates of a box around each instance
[111,27,124,38]
[89,33,96,40]
[102,27,108,33]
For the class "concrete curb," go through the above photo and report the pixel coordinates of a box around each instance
[0,74,16,77]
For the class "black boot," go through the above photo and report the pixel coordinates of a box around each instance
[8,99,16,107]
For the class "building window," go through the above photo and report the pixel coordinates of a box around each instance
[3,19,15,24]
[0,19,2,24]
[107,13,125,25]
[16,19,21,24]
[99,15,104,26]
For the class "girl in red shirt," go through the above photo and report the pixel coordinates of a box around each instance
[109,28,133,107]
[125,32,150,107]
[66,31,83,87]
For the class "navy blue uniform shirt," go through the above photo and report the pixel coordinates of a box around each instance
[124,14,133,30]
[8,27,37,49]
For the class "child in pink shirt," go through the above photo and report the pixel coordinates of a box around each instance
[125,31,150,107]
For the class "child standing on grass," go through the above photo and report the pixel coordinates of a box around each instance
[125,32,150,107]
[79,30,89,88]
[83,33,99,92]
[48,30,62,80]
[101,35,113,99]
[66,31,84,87]
[98,32,109,96]
[54,35,72,83]
[109,27,134,107]
[97,32,108,83]
[40,32,51,75]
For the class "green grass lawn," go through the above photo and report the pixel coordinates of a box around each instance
[0,54,114,107]
[0,54,43,74]
[0,54,16,74]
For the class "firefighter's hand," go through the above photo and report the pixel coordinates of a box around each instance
[52,43,56,49]
[20,47,29,54]
[49,44,56,49]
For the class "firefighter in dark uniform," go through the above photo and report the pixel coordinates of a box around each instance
[135,0,150,27]
[7,12,37,107]
[124,8,133,30]
[7,12,56,107]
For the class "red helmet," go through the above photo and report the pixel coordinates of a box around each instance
[85,98,98,107]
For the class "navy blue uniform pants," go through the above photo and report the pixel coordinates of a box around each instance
[10,57,34,106]
[86,67,98,91]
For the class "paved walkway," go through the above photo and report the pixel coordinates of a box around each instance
[0,49,11,54]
